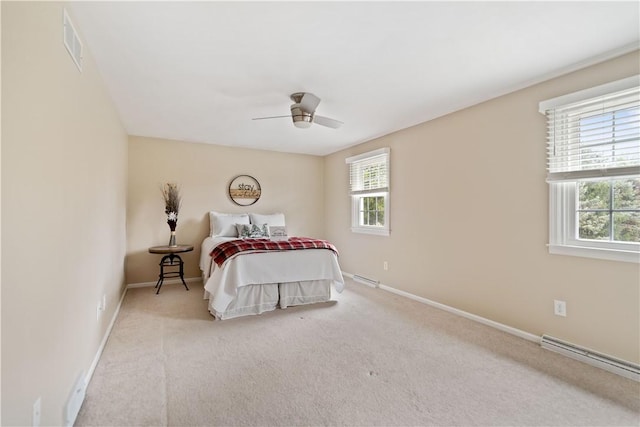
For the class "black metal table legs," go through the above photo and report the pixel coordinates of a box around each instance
[155,253,190,294]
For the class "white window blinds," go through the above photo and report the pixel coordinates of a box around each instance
[540,76,640,182]
[346,148,390,195]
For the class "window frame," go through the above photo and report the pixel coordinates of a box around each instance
[351,192,390,236]
[346,148,390,236]
[549,181,639,263]
[542,75,640,263]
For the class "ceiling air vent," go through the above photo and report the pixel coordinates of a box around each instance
[63,9,83,72]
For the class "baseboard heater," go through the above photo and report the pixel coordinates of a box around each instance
[352,274,379,287]
[541,334,640,382]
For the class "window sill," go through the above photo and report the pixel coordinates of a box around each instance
[548,244,639,263]
[351,227,390,236]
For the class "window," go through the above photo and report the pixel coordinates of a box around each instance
[346,148,390,235]
[577,179,639,242]
[540,75,640,262]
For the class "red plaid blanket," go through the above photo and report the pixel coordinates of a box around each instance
[211,237,339,267]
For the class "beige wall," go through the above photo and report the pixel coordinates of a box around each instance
[1,5,637,426]
[127,136,324,284]
[1,2,128,426]
[324,51,640,364]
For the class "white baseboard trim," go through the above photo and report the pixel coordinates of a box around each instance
[342,271,539,343]
[127,277,201,289]
[85,286,128,386]
[379,283,540,343]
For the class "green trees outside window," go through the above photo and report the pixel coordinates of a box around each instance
[578,178,640,242]
[360,196,385,226]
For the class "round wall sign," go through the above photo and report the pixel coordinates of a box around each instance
[228,175,261,206]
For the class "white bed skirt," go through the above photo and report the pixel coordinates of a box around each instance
[206,279,332,320]
[279,280,331,309]
[208,283,279,320]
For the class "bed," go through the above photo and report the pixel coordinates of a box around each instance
[200,211,344,320]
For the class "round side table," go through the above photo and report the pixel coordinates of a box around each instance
[148,245,194,294]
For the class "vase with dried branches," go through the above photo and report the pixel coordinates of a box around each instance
[162,182,181,247]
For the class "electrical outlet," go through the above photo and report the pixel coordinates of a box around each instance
[383,261,388,271]
[554,300,567,317]
[33,397,41,427]
[97,294,106,321]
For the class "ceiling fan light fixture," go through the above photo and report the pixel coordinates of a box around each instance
[293,119,312,129]
[291,105,313,128]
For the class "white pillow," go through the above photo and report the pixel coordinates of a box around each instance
[209,211,250,237]
[249,212,286,227]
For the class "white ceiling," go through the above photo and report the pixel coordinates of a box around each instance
[69,1,640,156]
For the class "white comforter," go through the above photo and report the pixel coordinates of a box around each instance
[200,237,344,314]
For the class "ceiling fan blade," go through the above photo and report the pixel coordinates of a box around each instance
[252,115,291,120]
[313,115,343,129]
[300,93,321,112]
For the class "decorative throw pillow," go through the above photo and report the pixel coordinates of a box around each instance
[236,223,250,239]
[236,223,269,239]
[268,226,288,241]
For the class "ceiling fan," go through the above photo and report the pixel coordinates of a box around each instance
[252,92,343,129]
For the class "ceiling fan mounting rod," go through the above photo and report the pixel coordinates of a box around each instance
[290,92,305,104]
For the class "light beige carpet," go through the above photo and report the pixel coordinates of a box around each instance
[75,278,639,426]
